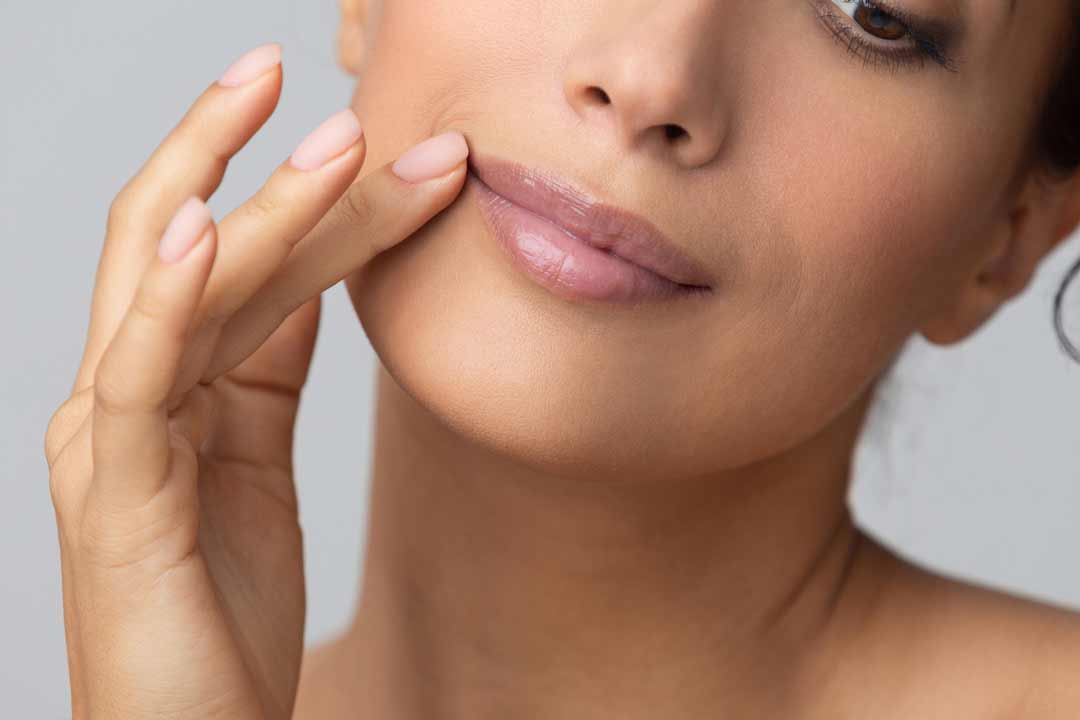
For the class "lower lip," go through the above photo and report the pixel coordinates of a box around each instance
[468,173,709,304]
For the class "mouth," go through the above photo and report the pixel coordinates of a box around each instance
[466,153,715,304]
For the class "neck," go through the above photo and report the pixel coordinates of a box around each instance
[333,364,894,718]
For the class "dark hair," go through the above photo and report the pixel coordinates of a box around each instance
[1044,3,1080,362]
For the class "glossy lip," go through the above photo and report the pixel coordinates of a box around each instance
[466,154,715,290]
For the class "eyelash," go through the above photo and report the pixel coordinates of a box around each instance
[814,0,959,74]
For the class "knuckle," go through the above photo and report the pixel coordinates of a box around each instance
[247,187,283,219]
[195,300,231,332]
[174,109,229,165]
[338,184,377,229]
[106,183,139,231]
[44,401,81,465]
[93,367,140,416]
[130,284,175,329]
[94,352,168,416]
[79,460,196,567]
[198,300,234,334]
[45,403,71,447]
[47,435,90,519]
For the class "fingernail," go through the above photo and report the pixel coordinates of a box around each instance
[392,131,469,183]
[217,42,282,88]
[289,109,364,171]
[159,197,213,264]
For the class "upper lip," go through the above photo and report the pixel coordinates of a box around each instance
[467,154,715,289]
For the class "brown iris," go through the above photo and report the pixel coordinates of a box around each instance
[853,5,907,40]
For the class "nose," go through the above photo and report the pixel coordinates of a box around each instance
[562,2,730,169]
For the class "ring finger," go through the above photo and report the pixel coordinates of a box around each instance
[168,108,367,399]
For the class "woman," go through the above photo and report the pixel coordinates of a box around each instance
[43,0,1080,717]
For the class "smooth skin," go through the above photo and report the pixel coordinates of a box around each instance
[324,0,1080,717]
[44,53,468,719]
[46,0,1080,718]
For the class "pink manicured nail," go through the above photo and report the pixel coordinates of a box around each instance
[289,109,364,171]
[217,42,282,88]
[159,197,213,264]
[392,131,469,183]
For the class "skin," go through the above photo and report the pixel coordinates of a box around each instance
[44,0,1080,718]
[313,0,1080,716]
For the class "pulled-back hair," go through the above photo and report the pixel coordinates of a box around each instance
[1041,4,1080,361]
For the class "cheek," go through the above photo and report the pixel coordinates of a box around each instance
[673,72,1005,461]
[349,0,557,173]
[340,2,1014,480]
[791,123,992,345]
[755,66,998,340]
[346,2,477,171]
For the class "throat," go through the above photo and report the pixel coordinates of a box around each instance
[320,363,880,718]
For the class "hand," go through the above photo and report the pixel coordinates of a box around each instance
[42,43,469,720]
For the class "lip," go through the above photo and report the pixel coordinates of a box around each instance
[467,153,715,303]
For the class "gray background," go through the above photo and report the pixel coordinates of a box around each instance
[3,2,1080,717]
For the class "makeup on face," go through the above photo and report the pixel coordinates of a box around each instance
[467,153,715,305]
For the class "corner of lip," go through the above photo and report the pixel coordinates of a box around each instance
[467,152,715,289]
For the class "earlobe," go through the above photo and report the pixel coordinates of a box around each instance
[1052,171,1080,247]
[337,0,368,76]
[976,206,1033,294]
[919,179,1061,347]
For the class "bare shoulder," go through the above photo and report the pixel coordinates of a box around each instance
[857,537,1080,718]
[956,580,1080,718]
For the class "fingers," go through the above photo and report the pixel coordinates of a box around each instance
[54,523,88,720]
[91,199,217,507]
[112,43,284,236]
[45,410,92,717]
[223,294,322,399]
[205,131,470,380]
[166,381,217,456]
[206,296,322,477]
[73,42,284,396]
[199,111,364,327]
[44,386,95,471]
[164,109,365,398]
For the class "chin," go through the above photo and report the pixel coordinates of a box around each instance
[342,185,863,485]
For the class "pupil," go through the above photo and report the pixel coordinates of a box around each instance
[869,9,890,28]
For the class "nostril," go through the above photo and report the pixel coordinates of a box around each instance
[663,124,688,141]
[586,86,611,104]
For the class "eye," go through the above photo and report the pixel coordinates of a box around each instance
[816,0,959,73]
[841,2,907,41]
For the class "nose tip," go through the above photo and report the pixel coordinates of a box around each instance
[585,84,692,142]
[563,41,728,168]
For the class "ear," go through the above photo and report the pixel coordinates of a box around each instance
[337,0,370,77]
[919,168,1080,346]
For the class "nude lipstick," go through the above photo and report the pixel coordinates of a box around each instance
[467,154,714,304]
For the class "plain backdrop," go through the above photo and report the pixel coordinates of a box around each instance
[4,2,1080,717]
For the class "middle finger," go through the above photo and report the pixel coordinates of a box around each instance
[168,108,367,398]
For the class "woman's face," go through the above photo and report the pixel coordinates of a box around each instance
[343,0,1068,479]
